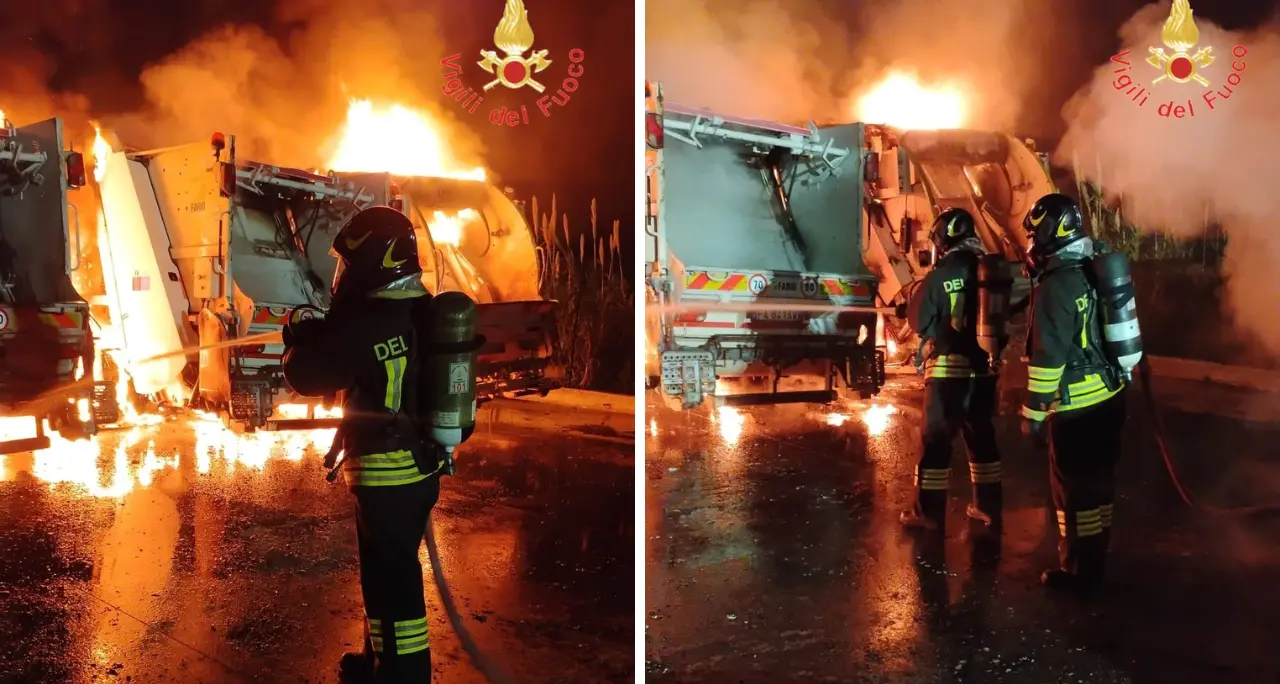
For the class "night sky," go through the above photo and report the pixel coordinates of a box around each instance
[0,0,635,245]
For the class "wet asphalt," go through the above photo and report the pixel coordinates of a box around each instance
[645,372,1280,684]
[0,420,633,683]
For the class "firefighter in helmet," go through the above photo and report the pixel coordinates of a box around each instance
[1020,193,1127,592]
[282,205,440,682]
[899,208,1005,531]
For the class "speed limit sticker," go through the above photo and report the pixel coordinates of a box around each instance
[0,309,8,331]
[747,274,768,295]
[801,279,818,297]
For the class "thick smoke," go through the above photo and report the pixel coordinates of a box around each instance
[107,1,485,168]
[645,0,1042,129]
[1,0,485,169]
[1057,2,1280,357]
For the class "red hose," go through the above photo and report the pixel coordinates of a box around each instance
[1136,355,1280,516]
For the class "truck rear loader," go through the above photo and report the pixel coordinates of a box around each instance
[95,131,557,432]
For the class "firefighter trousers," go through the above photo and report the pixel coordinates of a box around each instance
[353,474,440,683]
[1047,389,1127,582]
[913,375,1003,526]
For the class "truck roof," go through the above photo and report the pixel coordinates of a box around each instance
[663,102,811,137]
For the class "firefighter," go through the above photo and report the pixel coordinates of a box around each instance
[1019,193,1127,592]
[899,208,1005,532]
[282,205,440,682]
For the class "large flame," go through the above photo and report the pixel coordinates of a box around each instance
[855,71,968,130]
[91,123,111,184]
[326,99,485,181]
[428,208,477,247]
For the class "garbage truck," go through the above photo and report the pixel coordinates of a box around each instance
[0,114,120,454]
[94,131,557,431]
[643,80,1056,409]
[644,81,887,409]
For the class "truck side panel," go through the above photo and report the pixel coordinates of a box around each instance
[97,153,190,394]
[663,142,808,274]
[0,118,80,305]
[790,123,871,278]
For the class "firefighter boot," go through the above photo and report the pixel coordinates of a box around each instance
[1041,535,1106,593]
[900,489,947,531]
[337,651,375,684]
[966,482,1003,529]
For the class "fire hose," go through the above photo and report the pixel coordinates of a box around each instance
[424,515,520,684]
[1135,355,1280,517]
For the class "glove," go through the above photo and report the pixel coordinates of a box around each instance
[282,317,325,347]
[894,302,908,319]
[1021,417,1048,446]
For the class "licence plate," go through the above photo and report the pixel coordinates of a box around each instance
[750,311,804,321]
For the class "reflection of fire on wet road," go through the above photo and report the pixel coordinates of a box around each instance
[825,404,898,436]
[713,406,745,445]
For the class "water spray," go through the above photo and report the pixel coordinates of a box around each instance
[129,331,284,366]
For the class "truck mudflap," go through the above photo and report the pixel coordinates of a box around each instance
[0,302,120,454]
[474,300,558,398]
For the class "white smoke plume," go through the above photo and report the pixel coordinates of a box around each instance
[644,0,1042,130]
[1056,1,1280,357]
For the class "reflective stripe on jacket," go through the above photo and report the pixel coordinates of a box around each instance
[1022,256,1124,421]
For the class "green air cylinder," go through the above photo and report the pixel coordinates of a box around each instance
[976,254,1014,369]
[1090,251,1144,378]
[423,291,481,455]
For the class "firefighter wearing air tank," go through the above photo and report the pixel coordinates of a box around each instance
[279,205,481,683]
[1020,192,1142,592]
[899,208,1008,532]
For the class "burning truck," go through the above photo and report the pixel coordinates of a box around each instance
[644,79,1056,409]
[0,103,557,453]
[91,127,557,432]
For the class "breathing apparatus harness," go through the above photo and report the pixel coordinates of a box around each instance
[1028,240,1280,517]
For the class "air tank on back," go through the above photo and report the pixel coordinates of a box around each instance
[976,254,1014,372]
[1090,251,1144,378]
[420,291,484,475]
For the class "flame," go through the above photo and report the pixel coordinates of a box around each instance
[91,123,112,184]
[862,404,897,437]
[494,0,535,56]
[1162,0,1200,52]
[826,413,849,427]
[326,100,485,181]
[855,71,967,130]
[427,208,477,247]
[715,406,744,445]
[887,337,898,357]
[649,419,658,437]
[0,109,6,126]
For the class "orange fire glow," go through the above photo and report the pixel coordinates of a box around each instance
[427,208,477,247]
[862,404,897,436]
[91,123,111,184]
[326,99,485,180]
[855,71,968,130]
[715,406,744,445]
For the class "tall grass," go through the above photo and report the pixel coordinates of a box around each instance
[529,195,633,394]
[1076,179,1227,264]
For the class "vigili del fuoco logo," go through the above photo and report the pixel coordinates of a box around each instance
[1109,0,1249,119]
[439,0,586,127]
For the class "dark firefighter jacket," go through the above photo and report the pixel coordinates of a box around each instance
[906,247,991,379]
[282,292,441,487]
[1021,254,1125,422]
